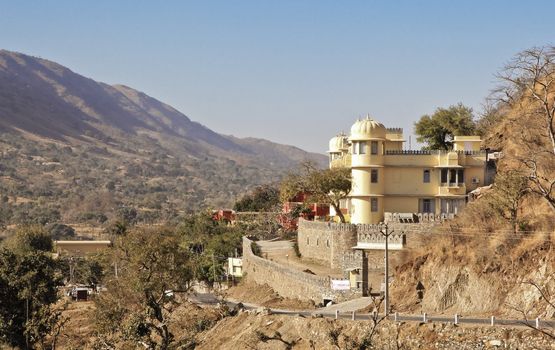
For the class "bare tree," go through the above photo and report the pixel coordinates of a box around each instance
[506,279,555,340]
[490,170,529,233]
[493,46,555,212]
[327,296,389,349]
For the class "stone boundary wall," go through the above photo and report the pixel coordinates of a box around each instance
[298,219,437,270]
[242,237,360,303]
[297,219,357,269]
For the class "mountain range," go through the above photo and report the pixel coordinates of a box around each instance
[0,50,326,226]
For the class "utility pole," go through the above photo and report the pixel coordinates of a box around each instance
[381,223,394,315]
[212,253,217,287]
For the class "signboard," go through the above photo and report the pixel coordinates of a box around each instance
[331,279,350,290]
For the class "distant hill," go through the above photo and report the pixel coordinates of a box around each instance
[0,49,326,226]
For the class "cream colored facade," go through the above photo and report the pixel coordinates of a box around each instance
[328,116,488,224]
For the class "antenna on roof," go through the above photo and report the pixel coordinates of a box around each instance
[409,136,412,150]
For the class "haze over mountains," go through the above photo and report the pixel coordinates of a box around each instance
[0,49,325,167]
[0,50,325,225]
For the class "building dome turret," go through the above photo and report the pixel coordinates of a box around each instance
[349,115,386,141]
[328,133,349,153]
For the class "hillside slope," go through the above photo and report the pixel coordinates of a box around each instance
[0,50,326,226]
[0,49,325,166]
[390,49,555,318]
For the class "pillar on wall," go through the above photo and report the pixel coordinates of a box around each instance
[361,251,369,296]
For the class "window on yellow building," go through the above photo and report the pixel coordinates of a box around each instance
[371,141,378,155]
[458,169,465,182]
[441,169,448,183]
[371,169,378,183]
[420,198,434,213]
[371,198,378,212]
[450,169,456,183]
[352,141,366,154]
[423,169,430,183]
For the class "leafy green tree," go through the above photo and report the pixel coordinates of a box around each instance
[177,212,243,285]
[0,228,62,349]
[94,227,194,349]
[280,164,351,223]
[233,185,280,212]
[3,225,53,254]
[414,103,477,150]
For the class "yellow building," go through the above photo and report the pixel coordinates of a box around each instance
[328,116,488,224]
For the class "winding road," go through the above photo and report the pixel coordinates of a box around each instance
[188,291,555,330]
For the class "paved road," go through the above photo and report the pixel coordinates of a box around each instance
[188,292,555,329]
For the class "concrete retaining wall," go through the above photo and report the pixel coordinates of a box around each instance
[242,237,361,303]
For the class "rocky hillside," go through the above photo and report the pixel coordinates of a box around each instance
[390,48,555,319]
[0,50,326,227]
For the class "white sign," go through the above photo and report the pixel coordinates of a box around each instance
[331,279,350,290]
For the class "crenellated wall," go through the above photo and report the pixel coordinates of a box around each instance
[297,219,357,269]
[298,218,436,269]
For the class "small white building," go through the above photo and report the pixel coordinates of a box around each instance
[227,257,243,278]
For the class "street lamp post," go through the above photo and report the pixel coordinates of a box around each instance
[381,223,393,315]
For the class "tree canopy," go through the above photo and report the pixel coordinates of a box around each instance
[95,226,195,349]
[233,185,280,212]
[414,103,477,150]
[0,226,62,349]
[280,164,351,223]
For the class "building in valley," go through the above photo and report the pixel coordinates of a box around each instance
[328,116,490,224]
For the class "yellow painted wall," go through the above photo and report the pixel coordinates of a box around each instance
[383,167,440,195]
[328,123,488,224]
[383,197,419,213]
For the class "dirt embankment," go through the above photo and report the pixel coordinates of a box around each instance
[195,311,553,350]
[391,234,555,318]
[54,296,224,349]
[224,280,316,310]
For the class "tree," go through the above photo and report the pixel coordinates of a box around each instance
[3,225,53,254]
[47,223,76,240]
[177,212,243,285]
[490,170,529,233]
[493,46,555,212]
[0,228,62,349]
[233,185,280,212]
[280,163,351,223]
[414,103,477,150]
[94,227,194,349]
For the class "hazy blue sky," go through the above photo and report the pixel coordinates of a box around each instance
[2,1,554,152]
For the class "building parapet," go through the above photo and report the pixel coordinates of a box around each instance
[356,223,383,233]
[355,231,405,250]
[384,150,486,156]
[386,127,403,133]
[385,212,455,223]
[298,218,356,232]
